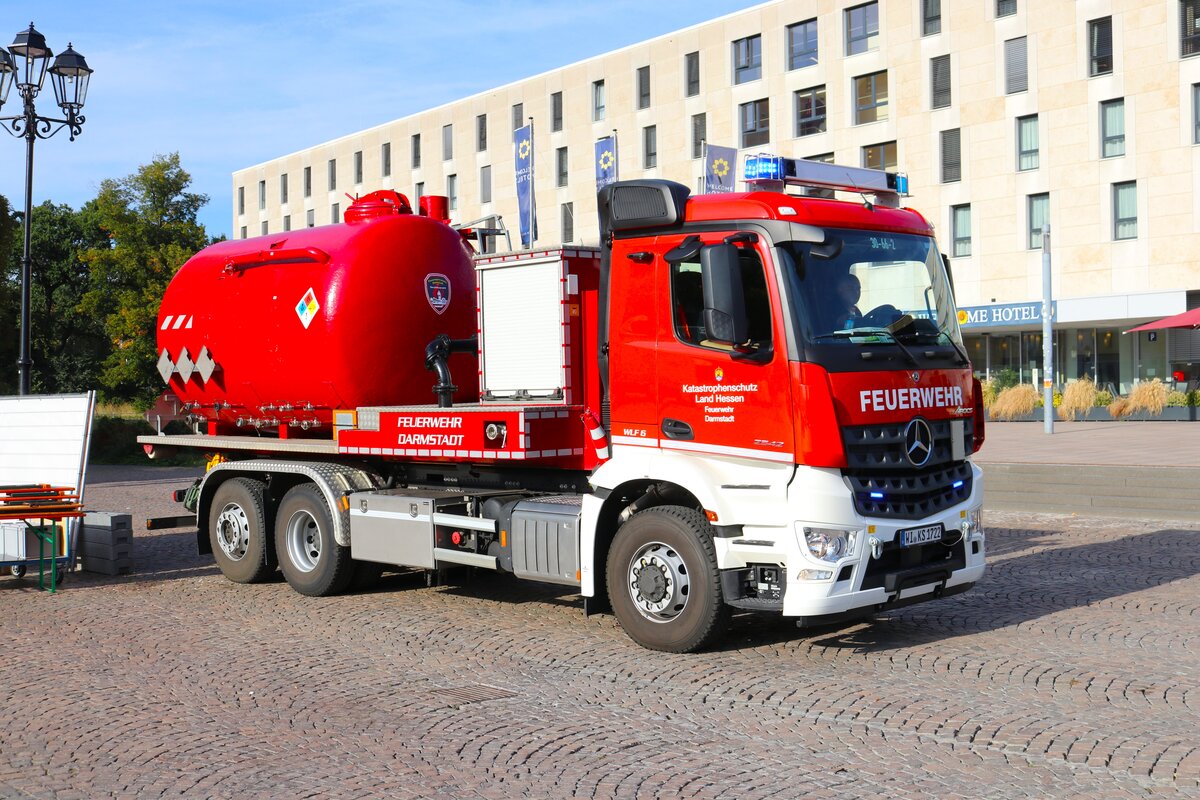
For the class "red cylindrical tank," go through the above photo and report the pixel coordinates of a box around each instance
[156,192,476,434]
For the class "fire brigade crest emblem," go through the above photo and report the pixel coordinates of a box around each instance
[425,273,451,315]
[714,366,724,382]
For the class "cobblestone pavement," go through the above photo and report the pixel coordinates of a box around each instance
[1,467,1198,799]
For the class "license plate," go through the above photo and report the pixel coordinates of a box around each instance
[898,524,944,547]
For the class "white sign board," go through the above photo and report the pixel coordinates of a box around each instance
[0,392,96,497]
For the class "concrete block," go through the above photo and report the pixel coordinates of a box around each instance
[78,539,132,560]
[80,525,132,546]
[80,554,132,576]
[83,511,132,531]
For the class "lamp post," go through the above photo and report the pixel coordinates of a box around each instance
[0,23,93,395]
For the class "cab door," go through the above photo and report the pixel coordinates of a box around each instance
[654,234,794,464]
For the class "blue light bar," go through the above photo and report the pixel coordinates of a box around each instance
[869,491,885,500]
[744,154,786,183]
[952,480,964,489]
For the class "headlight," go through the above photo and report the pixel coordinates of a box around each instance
[801,527,857,563]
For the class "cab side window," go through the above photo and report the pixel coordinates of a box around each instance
[671,248,772,351]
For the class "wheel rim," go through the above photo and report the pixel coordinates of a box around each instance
[626,541,690,623]
[284,509,322,573]
[215,502,251,561]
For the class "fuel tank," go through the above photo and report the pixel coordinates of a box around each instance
[156,191,477,433]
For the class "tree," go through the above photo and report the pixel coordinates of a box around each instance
[9,200,110,394]
[81,153,211,403]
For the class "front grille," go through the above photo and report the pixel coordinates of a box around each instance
[842,419,974,519]
[860,536,966,592]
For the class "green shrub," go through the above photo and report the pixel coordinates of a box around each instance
[1166,390,1190,407]
[89,415,204,466]
[1189,389,1200,407]
[1094,390,1113,407]
[993,368,1019,391]
[980,378,997,409]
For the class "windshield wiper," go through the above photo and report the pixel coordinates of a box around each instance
[812,327,920,366]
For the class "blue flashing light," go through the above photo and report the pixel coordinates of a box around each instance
[895,173,909,196]
[952,480,964,489]
[744,154,786,183]
[869,491,885,500]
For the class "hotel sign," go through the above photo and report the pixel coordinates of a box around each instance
[956,301,1057,329]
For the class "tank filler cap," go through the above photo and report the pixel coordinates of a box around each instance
[344,190,413,224]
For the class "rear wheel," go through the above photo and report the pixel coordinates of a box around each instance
[208,478,274,583]
[606,506,729,653]
[275,483,353,597]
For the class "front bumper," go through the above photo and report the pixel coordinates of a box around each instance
[716,462,986,618]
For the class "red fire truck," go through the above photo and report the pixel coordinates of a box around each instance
[142,158,986,652]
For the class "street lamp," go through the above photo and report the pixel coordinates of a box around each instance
[0,23,93,395]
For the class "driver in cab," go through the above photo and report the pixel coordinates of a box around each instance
[832,272,862,331]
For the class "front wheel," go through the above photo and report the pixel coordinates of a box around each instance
[274,483,353,597]
[606,506,729,653]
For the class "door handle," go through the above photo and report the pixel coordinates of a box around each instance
[662,418,694,441]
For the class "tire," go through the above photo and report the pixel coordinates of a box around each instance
[274,483,353,597]
[208,477,274,584]
[606,505,730,653]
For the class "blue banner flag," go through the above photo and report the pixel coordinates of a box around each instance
[514,123,537,247]
[594,136,618,192]
[703,143,737,194]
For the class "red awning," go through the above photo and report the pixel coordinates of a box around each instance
[1124,307,1200,333]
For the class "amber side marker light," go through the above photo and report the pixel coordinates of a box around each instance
[705,510,719,522]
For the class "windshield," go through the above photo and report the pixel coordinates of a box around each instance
[778,230,963,355]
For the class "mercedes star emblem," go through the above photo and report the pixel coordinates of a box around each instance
[903,417,934,468]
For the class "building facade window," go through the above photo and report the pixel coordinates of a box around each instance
[685,51,700,96]
[412,134,421,168]
[592,81,605,121]
[1194,84,1200,142]
[1113,181,1137,239]
[643,125,657,169]
[692,113,706,159]
[354,150,363,184]
[1183,0,1200,57]
[931,55,951,109]
[256,180,264,210]
[240,226,247,239]
[512,103,524,136]
[551,92,563,132]
[732,35,762,84]
[480,165,492,204]
[787,19,818,69]
[477,114,488,152]
[862,141,897,170]
[415,182,424,200]
[237,186,244,215]
[1028,192,1049,249]
[303,166,312,197]
[845,2,879,56]
[1101,98,1125,157]
[261,221,268,236]
[328,160,336,191]
[794,86,826,136]
[854,71,889,124]
[556,147,569,187]
[280,174,288,204]
[1089,17,1113,76]
[283,215,291,232]
[306,209,314,228]
[997,0,1017,17]
[637,65,651,109]
[951,204,971,257]
[1005,36,1028,94]
[922,0,941,36]
[1017,115,1039,170]
[447,174,457,211]
[561,202,574,243]
[739,99,770,147]
[941,128,961,183]
[381,143,391,177]
[442,125,453,160]
[331,202,340,224]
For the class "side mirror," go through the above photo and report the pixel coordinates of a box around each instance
[700,243,748,345]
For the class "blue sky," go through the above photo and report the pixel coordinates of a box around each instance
[0,1,755,239]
